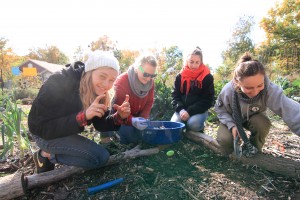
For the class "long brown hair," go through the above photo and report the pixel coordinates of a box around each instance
[79,71,111,110]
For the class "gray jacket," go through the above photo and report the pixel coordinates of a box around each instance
[215,78,300,136]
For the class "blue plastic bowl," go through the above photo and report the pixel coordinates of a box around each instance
[140,121,185,145]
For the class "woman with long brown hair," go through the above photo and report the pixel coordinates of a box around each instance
[29,51,130,173]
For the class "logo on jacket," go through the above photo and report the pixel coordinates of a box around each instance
[217,100,223,107]
[249,105,260,112]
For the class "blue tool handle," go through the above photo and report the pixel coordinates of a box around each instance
[88,178,124,195]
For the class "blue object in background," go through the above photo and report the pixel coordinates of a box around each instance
[12,67,20,75]
[87,178,124,195]
[140,121,185,145]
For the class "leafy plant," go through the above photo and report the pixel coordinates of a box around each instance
[214,79,230,99]
[150,74,174,121]
[207,108,218,123]
[12,87,39,101]
[0,94,31,160]
[273,76,300,97]
[273,76,290,90]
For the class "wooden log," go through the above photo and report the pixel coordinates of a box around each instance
[239,153,300,178]
[184,131,222,154]
[0,172,26,200]
[0,146,160,200]
[185,131,300,179]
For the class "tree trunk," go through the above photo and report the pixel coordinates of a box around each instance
[185,131,300,179]
[0,145,159,200]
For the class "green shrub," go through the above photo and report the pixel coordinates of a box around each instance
[273,76,290,90]
[273,77,300,98]
[214,79,229,99]
[12,87,39,101]
[151,74,174,121]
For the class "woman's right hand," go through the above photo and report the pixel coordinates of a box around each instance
[85,95,107,120]
[179,109,190,121]
[113,94,131,119]
[231,126,239,139]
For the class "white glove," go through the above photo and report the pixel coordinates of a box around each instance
[132,117,148,130]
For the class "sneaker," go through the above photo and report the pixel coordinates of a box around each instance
[33,150,55,173]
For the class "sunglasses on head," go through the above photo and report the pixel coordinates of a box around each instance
[138,65,157,78]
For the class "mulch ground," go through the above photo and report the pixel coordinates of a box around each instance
[1,117,300,200]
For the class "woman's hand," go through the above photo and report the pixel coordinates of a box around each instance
[85,95,107,120]
[179,109,190,121]
[231,126,239,139]
[113,94,131,119]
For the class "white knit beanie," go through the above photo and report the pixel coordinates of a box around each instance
[85,50,120,73]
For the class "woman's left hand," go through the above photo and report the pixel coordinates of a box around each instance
[113,94,131,119]
[85,95,107,120]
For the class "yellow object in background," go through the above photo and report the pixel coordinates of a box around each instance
[23,67,37,76]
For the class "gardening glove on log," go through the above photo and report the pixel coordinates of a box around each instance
[132,117,148,130]
[242,142,258,157]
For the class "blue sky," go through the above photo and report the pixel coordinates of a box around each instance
[1,0,279,68]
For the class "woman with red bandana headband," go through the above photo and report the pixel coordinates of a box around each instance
[171,47,215,132]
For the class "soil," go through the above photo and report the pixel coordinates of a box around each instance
[1,113,300,200]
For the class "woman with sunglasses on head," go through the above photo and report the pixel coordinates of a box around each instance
[28,51,131,173]
[171,47,215,132]
[112,54,158,144]
[215,52,300,157]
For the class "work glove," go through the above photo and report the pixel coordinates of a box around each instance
[132,117,148,130]
[242,142,258,157]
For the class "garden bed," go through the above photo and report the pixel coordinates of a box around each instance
[1,117,299,200]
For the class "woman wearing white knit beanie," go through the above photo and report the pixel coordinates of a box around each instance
[29,50,131,173]
[85,50,120,73]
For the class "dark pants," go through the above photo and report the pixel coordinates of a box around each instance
[34,134,110,169]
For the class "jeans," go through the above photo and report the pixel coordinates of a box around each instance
[170,111,208,132]
[33,134,110,169]
[118,125,142,145]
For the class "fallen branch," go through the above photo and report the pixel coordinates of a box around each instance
[184,131,222,155]
[178,182,199,200]
[0,145,160,200]
[185,131,300,179]
[264,148,300,160]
